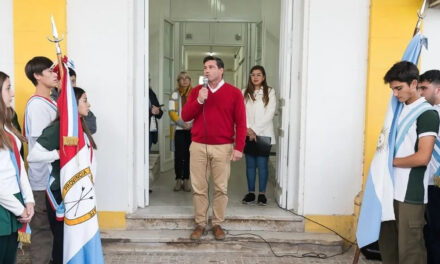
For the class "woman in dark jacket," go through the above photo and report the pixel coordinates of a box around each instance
[149,88,163,151]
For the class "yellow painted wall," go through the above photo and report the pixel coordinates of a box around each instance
[98,211,126,230]
[305,215,355,243]
[13,0,67,126]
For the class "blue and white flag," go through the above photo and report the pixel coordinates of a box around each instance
[356,33,428,248]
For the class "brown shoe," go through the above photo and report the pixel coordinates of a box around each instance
[212,225,225,240]
[190,225,205,240]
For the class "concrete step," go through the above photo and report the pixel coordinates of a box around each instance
[100,229,343,255]
[126,206,304,232]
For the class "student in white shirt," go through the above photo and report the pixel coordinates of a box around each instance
[418,69,440,264]
[241,65,276,205]
[0,71,34,263]
[24,56,58,264]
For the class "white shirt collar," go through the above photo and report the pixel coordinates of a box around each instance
[208,80,225,93]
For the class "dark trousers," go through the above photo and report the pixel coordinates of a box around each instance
[378,200,426,264]
[0,232,17,263]
[424,185,440,264]
[174,130,191,180]
[46,189,64,264]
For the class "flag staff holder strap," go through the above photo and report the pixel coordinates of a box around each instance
[352,0,427,263]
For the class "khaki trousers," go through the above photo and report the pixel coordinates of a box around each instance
[378,200,426,264]
[30,191,53,264]
[189,142,233,227]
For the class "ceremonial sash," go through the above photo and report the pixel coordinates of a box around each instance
[394,102,433,154]
[46,175,65,221]
[23,95,57,138]
[6,131,31,243]
[431,139,440,187]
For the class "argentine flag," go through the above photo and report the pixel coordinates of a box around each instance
[57,58,104,263]
[356,33,428,248]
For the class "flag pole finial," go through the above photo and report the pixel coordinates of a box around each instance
[413,0,428,36]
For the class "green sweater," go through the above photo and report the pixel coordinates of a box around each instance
[37,121,61,193]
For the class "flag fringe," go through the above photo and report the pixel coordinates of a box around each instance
[63,136,78,146]
[17,231,31,244]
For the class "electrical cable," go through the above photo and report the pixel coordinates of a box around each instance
[197,84,356,259]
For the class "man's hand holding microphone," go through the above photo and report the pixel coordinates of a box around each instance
[198,77,209,104]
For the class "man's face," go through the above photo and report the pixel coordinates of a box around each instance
[419,80,439,105]
[390,80,417,103]
[70,75,77,87]
[35,68,58,88]
[203,60,223,83]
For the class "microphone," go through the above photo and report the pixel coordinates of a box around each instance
[202,77,208,103]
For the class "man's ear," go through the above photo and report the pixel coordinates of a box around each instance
[410,79,418,90]
[33,73,41,81]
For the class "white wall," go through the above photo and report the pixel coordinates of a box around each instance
[0,0,14,88]
[302,0,369,215]
[421,8,440,72]
[67,0,137,211]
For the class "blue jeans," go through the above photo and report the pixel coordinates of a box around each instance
[245,154,269,193]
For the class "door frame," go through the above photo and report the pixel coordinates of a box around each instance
[139,0,307,212]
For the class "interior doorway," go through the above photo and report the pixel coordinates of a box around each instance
[147,0,290,214]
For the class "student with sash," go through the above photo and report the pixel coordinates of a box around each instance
[0,71,34,263]
[241,65,276,206]
[50,68,98,134]
[24,56,58,264]
[379,61,439,264]
[27,87,97,264]
[418,69,440,264]
[169,71,193,192]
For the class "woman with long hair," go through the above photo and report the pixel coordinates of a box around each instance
[0,71,34,263]
[169,71,193,192]
[241,65,276,205]
[27,87,96,264]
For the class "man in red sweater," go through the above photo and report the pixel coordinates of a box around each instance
[182,56,246,241]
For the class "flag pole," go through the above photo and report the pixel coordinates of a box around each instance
[48,15,64,84]
[413,0,427,36]
[352,1,428,263]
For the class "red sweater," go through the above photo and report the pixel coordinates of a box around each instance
[182,82,247,152]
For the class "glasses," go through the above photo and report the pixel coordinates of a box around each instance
[250,74,263,78]
[179,76,191,80]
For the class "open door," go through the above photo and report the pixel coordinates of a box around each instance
[159,19,175,172]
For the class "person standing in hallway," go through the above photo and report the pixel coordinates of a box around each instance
[241,65,276,206]
[24,56,58,264]
[169,72,193,192]
[149,87,163,151]
[378,61,438,264]
[182,56,246,241]
[418,69,440,264]
[0,71,34,263]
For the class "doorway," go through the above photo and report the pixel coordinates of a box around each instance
[146,0,294,215]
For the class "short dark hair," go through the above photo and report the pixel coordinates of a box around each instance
[420,70,440,85]
[203,56,224,69]
[24,56,54,86]
[69,67,76,77]
[384,61,419,86]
